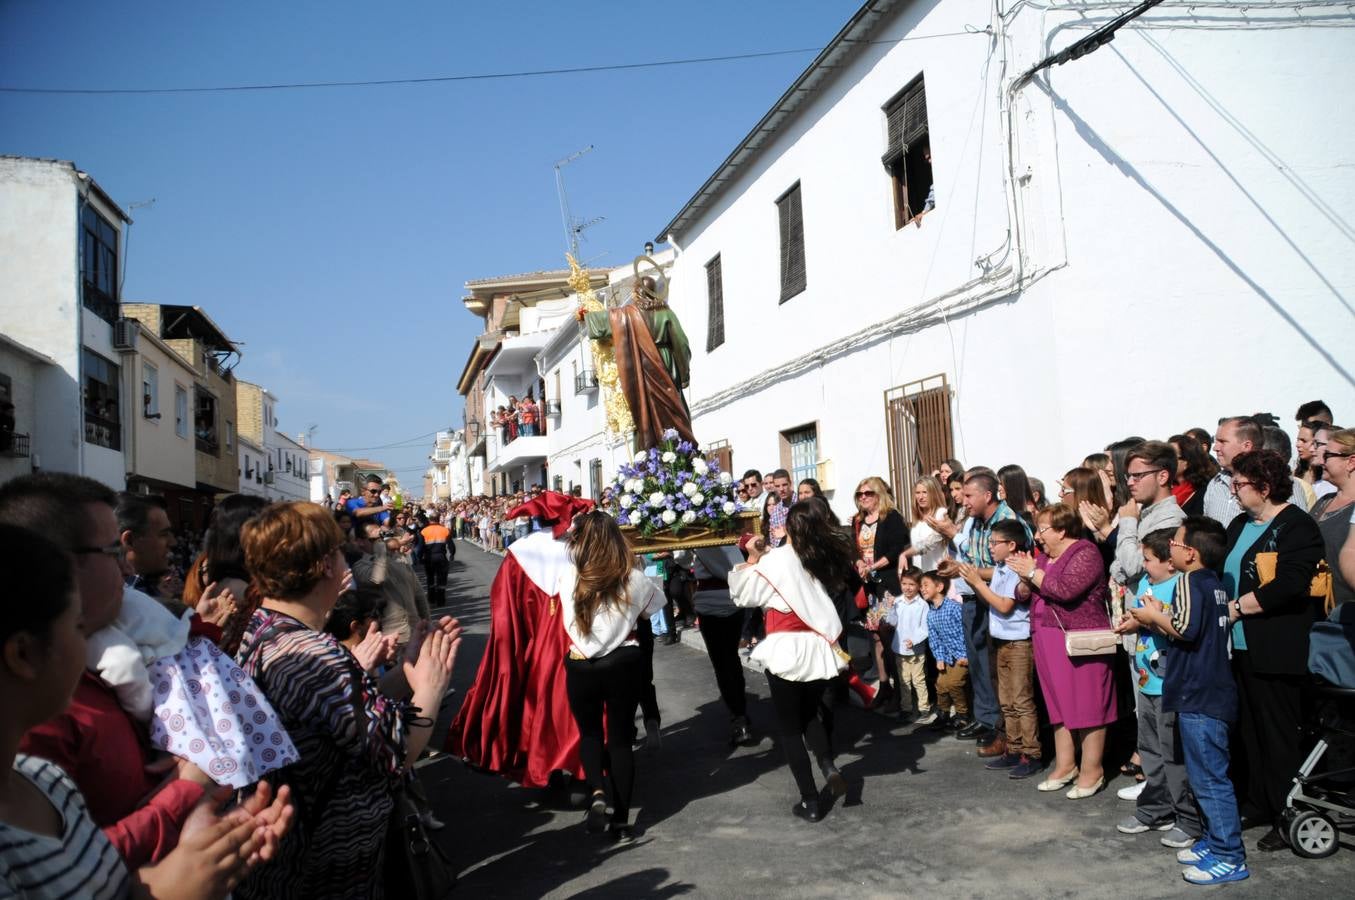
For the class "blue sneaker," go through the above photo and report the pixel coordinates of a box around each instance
[1182,857,1248,885]
[1176,839,1210,865]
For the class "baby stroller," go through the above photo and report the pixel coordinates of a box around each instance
[1279,605,1355,858]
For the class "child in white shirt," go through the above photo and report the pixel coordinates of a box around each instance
[885,568,932,723]
[86,585,297,788]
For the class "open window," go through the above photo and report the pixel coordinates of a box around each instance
[883,75,933,229]
[83,349,121,450]
[194,387,219,454]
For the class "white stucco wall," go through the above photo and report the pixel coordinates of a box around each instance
[663,0,1355,518]
[0,341,50,484]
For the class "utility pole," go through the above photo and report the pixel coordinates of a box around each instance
[554,146,605,259]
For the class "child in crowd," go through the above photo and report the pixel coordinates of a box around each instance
[1128,517,1247,886]
[922,571,969,732]
[885,568,931,723]
[1114,528,1202,849]
[958,519,1041,779]
[87,585,298,788]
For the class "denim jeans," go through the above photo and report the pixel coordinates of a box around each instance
[962,599,999,729]
[1177,712,1245,865]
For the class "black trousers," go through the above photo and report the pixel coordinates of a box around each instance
[1233,650,1306,823]
[564,645,645,824]
[637,616,660,724]
[423,555,448,604]
[766,672,833,802]
[699,611,748,719]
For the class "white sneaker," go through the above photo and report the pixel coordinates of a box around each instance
[1117,781,1146,801]
[913,710,939,726]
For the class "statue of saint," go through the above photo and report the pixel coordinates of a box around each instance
[582,255,696,449]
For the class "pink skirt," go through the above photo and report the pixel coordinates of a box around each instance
[1032,619,1117,729]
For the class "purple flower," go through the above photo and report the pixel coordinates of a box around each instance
[677,440,694,454]
[617,513,630,526]
[663,428,679,441]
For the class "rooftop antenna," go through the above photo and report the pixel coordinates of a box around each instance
[554,146,605,259]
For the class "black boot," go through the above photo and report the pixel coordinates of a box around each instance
[729,716,754,747]
[818,757,847,798]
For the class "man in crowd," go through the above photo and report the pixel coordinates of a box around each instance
[1295,399,1333,427]
[115,492,176,607]
[421,511,454,607]
[1203,416,1261,525]
[351,519,428,654]
[1111,441,1185,588]
[941,471,1026,756]
[346,474,392,525]
[740,469,763,505]
[1309,420,1340,501]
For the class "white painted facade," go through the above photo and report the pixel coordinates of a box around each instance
[657,0,1355,520]
[267,430,310,502]
[237,435,269,497]
[0,335,57,485]
[0,157,131,488]
[428,430,471,500]
[119,321,198,493]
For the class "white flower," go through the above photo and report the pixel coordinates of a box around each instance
[722,500,737,515]
[692,458,709,475]
[619,494,633,509]
[648,491,666,507]
[718,471,733,485]
[692,492,705,505]
[661,509,677,525]
[681,510,696,525]
[634,450,648,463]
[661,451,677,464]
[681,481,699,497]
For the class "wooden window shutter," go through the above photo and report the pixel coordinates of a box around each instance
[778,183,806,302]
[883,76,928,168]
[706,254,725,351]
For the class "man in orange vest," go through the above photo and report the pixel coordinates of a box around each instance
[421,511,453,606]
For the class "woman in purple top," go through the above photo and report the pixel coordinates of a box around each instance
[1007,504,1117,799]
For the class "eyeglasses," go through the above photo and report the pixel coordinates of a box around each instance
[1125,468,1162,482]
[855,490,877,498]
[72,541,122,557]
[1169,538,1190,550]
[1036,526,1052,535]
[1229,479,1257,493]
[987,538,1014,547]
[1326,451,1353,459]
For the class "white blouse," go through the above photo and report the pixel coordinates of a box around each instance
[909,508,949,572]
[729,545,845,682]
[558,566,665,659]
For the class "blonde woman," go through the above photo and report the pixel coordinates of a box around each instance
[852,476,910,709]
[903,476,950,574]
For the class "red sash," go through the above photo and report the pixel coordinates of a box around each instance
[765,608,813,634]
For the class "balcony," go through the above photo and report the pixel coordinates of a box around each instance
[487,433,549,475]
[574,370,599,394]
[0,432,30,458]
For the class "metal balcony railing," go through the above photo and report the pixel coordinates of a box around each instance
[0,432,30,458]
[574,370,599,394]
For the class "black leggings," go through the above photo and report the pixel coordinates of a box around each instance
[766,672,833,802]
[699,611,748,719]
[564,645,644,824]
[637,617,660,724]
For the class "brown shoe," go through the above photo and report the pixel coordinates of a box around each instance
[976,737,1008,758]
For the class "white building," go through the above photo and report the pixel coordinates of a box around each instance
[0,335,58,485]
[0,156,132,489]
[654,0,1355,518]
[268,430,310,502]
[428,430,471,501]
[237,435,269,498]
[235,380,309,501]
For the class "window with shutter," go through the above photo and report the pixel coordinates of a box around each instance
[882,76,934,230]
[705,254,725,351]
[776,183,807,302]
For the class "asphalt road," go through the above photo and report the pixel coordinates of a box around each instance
[419,542,1355,899]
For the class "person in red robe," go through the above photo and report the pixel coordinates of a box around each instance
[447,491,596,787]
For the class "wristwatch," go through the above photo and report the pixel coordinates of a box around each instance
[1231,599,1242,617]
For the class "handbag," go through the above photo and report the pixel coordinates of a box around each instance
[1254,551,1334,613]
[385,787,456,899]
[1047,584,1118,658]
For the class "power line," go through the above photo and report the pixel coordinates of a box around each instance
[0,33,982,96]
[317,430,443,453]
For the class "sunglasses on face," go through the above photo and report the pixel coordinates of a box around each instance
[855,490,877,498]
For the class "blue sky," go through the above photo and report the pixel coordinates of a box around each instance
[1,1,854,484]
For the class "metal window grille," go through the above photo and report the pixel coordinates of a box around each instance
[785,425,818,485]
[884,374,953,506]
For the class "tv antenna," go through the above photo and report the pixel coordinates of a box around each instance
[554,146,605,259]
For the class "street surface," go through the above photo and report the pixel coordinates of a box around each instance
[421,543,1354,899]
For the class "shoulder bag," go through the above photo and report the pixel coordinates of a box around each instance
[1046,586,1118,658]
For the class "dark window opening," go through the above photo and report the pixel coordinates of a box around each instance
[776,183,806,302]
[705,254,725,351]
[194,387,219,454]
[80,205,120,324]
[883,75,933,229]
[83,350,121,450]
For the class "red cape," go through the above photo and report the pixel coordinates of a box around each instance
[447,532,583,787]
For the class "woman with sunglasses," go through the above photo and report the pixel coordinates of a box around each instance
[1311,428,1355,607]
[851,477,909,711]
[1221,450,1324,852]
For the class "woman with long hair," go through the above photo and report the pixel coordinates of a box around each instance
[851,476,910,710]
[904,475,950,573]
[1168,433,1218,518]
[998,464,1037,525]
[559,511,664,843]
[731,499,853,822]
[797,478,825,501]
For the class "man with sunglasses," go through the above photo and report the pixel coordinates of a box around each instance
[346,474,393,526]
[1111,441,1185,589]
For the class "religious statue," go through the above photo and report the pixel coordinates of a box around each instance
[578,254,696,449]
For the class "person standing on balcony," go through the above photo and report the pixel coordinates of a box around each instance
[519,395,539,437]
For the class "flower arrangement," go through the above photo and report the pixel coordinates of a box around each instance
[606,429,742,537]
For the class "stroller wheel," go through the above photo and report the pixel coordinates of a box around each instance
[1288,810,1340,859]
